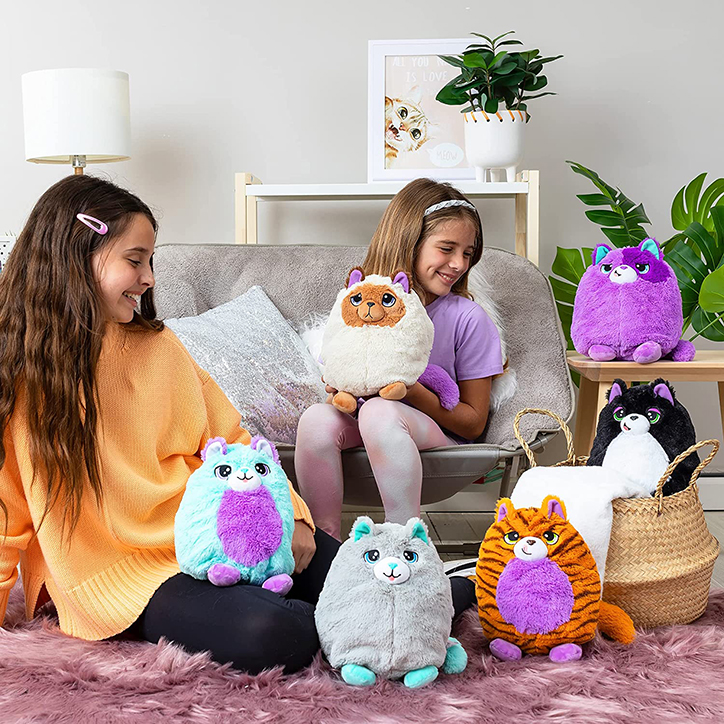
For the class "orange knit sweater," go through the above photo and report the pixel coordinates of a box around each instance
[0,323,314,640]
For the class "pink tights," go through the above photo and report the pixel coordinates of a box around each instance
[294,399,455,540]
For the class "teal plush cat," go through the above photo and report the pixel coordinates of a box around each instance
[174,436,295,594]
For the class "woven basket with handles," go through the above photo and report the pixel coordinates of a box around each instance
[513,407,720,629]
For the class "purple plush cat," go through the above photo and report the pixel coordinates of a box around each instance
[571,238,695,363]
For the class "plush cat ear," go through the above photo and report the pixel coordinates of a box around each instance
[201,436,227,462]
[593,244,612,265]
[496,498,514,523]
[404,517,430,545]
[543,495,567,521]
[392,270,410,294]
[608,379,626,402]
[652,379,675,405]
[352,516,377,542]
[250,435,280,464]
[640,237,661,260]
[346,267,365,288]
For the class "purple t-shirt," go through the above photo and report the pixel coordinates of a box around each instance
[426,293,503,383]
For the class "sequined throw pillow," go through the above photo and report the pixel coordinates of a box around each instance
[166,286,326,444]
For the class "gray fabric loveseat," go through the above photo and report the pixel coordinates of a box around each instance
[153,244,575,506]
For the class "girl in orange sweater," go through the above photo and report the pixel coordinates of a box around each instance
[0,175,342,674]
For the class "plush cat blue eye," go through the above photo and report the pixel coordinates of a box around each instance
[542,531,559,545]
[381,293,396,307]
[364,550,380,564]
[601,264,613,274]
[613,407,625,421]
[350,293,363,306]
[503,531,520,545]
[635,263,650,273]
[254,463,270,476]
[646,408,661,424]
[403,550,418,562]
[215,464,232,479]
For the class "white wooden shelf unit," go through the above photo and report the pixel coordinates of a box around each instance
[234,170,540,265]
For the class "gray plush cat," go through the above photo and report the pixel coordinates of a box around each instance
[314,516,467,688]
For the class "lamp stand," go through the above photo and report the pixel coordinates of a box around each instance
[72,155,86,175]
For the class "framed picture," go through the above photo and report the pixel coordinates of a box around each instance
[368,38,474,183]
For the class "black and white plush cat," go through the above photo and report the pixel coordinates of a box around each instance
[587,378,698,496]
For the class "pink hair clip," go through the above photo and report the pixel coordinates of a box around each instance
[76,213,108,235]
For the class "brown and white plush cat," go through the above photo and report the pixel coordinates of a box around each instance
[321,268,434,414]
[384,87,432,168]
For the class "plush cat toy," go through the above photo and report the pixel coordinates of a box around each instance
[321,268,458,414]
[315,516,468,688]
[174,436,295,594]
[476,496,635,662]
[571,237,695,363]
[587,378,698,496]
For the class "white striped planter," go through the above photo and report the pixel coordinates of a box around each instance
[463,109,527,182]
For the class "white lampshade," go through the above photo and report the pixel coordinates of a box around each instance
[22,68,131,164]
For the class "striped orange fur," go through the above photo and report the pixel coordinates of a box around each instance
[476,496,605,655]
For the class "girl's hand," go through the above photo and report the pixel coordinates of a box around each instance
[292,520,316,574]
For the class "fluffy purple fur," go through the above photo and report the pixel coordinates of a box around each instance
[216,487,283,567]
[4,586,724,723]
[496,557,574,634]
[571,239,691,362]
[418,363,460,410]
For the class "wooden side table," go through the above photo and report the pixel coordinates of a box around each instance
[567,350,724,456]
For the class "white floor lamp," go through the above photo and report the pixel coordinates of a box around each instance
[21,68,131,175]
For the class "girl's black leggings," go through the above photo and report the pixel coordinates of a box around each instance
[130,529,476,674]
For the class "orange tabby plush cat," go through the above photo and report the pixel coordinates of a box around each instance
[476,496,635,662]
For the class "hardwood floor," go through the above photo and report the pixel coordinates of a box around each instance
[342,510,724,583]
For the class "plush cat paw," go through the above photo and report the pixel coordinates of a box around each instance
[341,664,376,687]
[588,345,617,361]
[670,339,696,362]
[489,638,522,661]
[632,341,662,364]
[207,563,241,587]
[549,643,582,662]
[332,391,358,414]
[442,637,468,674]
[403,665,439,689]
[262,573,293,596]
[378,381,407,401]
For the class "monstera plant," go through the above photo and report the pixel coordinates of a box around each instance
[550,163,724,353]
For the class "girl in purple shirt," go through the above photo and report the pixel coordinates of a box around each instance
[295,178,503,540]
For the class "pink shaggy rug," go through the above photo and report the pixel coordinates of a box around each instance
[2,586,724,724]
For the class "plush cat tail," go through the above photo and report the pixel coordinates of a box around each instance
[542,495,567,521]
[392,270,410,294]
[652,378,675,405]
[495,498,513,523]
[346,267,365,288]
[251,435,280,464]
[351,515,377,541]
[597,600,636,645]
[608,379,627,403]
[404,517,430,545]
[201,436,228,461]
[593,244,612,265]
[640,237,662,260]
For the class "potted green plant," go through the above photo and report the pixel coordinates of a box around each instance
[436,31,562,182]
[550,162,724,369]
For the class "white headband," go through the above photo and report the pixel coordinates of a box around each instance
[423,199,477,216]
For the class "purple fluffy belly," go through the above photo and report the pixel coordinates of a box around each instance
[496,557,574,634]
[216,487,283,567]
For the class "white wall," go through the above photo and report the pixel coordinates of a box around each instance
[1,0,723,489]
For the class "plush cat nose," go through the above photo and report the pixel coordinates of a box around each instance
[367,302,375,308]
[630,415,639,420]
[388,562,398,570]
[526,539,536,545]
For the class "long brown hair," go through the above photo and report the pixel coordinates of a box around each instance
[0,174,163,536]
[363,178,484,299]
